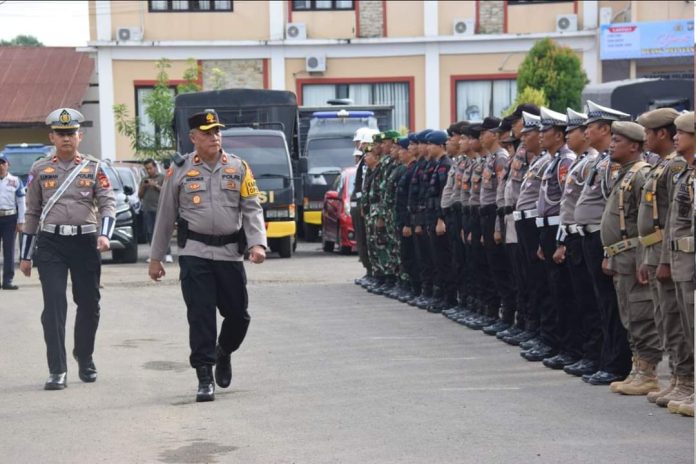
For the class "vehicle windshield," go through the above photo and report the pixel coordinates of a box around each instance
[306,137,355,171]
[101,165,124,191]
[115,167,137,190]
[5,153,46,176]
[221,134,291,190]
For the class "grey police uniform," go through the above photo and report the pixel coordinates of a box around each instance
[601,159,662,366]
[150,150,266,367]
[638,153,692,377]
[0,167,25,287]
[23,152,116,376]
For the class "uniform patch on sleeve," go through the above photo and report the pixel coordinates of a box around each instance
[166,167,173,177]
[97,169,111,189]
[240,162,258,198]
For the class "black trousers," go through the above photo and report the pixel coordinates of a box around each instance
[179,256,250,368]
[581,232,632,375]
[36,232,101,374]
[351,206,370,275]
[481,208,514,322]
[398,229,420,291]
[0,214,17,285]
[514,218,549,334]
[539,225,580,355]
[446,208,466,303]
[469,208,497,315]
[414,226,433,294]
[427,224,456,304]
[459,211,472,302]
[506,242,528,329]
[565,234,602,361]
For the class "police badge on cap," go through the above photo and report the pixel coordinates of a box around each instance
[45,108,84,130]
[188,109,225,131]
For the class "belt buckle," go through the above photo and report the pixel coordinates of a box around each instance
[60,225,77,236]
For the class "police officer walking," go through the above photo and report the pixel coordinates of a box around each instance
[0,153,25,290]
[19,108,116,390]
[148,110,267,402]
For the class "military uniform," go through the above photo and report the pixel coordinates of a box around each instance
[351,151,371,283]
[395,136,420,300]
[21,108,116,390]
[0,154,25,289]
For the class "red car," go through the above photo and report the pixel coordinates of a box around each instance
[321,166,357,254]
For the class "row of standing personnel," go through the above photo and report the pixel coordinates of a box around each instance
[350,102,695,418]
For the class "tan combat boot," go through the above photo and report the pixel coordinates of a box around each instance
[659,376,695,408]
[647,376,676,404]
[677,394,694,417]
[616,359,660,396]
[610,357,637,393]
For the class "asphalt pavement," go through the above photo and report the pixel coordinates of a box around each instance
[0,242,693,464]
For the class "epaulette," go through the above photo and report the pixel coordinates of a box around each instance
[171,152,190,167]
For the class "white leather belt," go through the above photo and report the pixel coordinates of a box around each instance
[576,224,602,237]
[41,224,98,236]
[568,224,579,234]
[535,216,561,228]
[512,208,538,222]
[350,201,358,208]
[0,209,16,217]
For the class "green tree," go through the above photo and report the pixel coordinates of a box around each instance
[0,35,43,46]
[502,86,549,116]
[517,38,588,112]
[114,58,201,161]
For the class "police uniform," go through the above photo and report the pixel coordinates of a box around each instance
[0,154,25,289]
[21,108,116,390]
[601,121,662,395]
[635,108,693,396]
[395,136,420,300]
[149,110,266,401]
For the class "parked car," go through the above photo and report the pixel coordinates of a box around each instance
[0,143,54,183]
[321,166,356,254]
[112,164,147,244]
[101,163,139,263]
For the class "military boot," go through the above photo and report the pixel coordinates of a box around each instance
[610,357,637,393]
[647,376,676,404]
[195,366,215,402]
[657,376,694,408]
[616,359,660,396]
[677,394,695,417]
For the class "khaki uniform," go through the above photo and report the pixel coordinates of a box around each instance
[638,153,692,376]
[601,159,662,365]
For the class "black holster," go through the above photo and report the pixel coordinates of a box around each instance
[237,228,247,255]
[177,217,188,248]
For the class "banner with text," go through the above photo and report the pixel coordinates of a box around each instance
[600,20,694,60]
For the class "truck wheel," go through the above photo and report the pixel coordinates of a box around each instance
[113,242,138,264]
[303,223,319,242]
[278,236,293,258]
[322,238,335,253]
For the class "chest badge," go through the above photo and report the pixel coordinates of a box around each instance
[645,191,654,202]
[43,167,56,174]
[192,195,202,205]
[186,169,200,177]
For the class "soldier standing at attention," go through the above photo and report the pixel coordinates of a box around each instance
[394,136,420,302]
[661,111,695,416]
[148,110,266,402]
[19,108,116,390]
[600,121,662,396]
[0,152,26,290]
[635,108,692,406]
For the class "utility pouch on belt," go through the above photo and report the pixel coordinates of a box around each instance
[177,217,188,248]
[237,228,247,255]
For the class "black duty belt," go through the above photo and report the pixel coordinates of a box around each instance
[188,230,240,247]
[479,204,498,218]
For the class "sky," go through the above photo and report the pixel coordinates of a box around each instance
[0,0,90,46]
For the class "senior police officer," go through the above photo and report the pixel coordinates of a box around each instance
[19,108,116,390]
[148,109,267,402]
[0,153,26,290]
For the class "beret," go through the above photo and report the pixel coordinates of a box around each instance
[636,108,679,129]
[674,111,695,134]
[611,121,646,142]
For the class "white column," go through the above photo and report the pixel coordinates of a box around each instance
[582,0,598,30]
[582,40,599,85]
[97,49,116,160]
[423,0,438,37]
[425,42,440,129]
[95,0,112,41]
[269,0,285,41]
[270,47,286,91]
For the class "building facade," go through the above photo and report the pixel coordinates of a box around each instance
[86,0,693,160]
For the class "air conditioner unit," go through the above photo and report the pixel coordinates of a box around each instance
[286,23,307,40]
[117,27,143,41]
[453,18,475,36]
[305,55,326,73]
[599,7,613,25]
[556,14,578,33]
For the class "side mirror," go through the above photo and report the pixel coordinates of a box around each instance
[298,157,308,173]
[324,190,339,201]
[123,185,134,196]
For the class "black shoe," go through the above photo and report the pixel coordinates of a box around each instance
[195,366,215,402]
[427,300,447,313]
[542,352,579,370]
[44,372,67,390]
[482,320,510,336]
[564,358,599,377]
[497,325,523,340]
[585,370,623,385]
[74,354,97,383]
[506,330,537,346]
[2,283,18,290]
[214,345,232,388]
[521,344,556,362]
[416,296,433,310]
[519,336,543,351]
[468,315,496,330]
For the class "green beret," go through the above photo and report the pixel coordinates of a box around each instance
[675,112,695,134]
[611,121,646,142]
[372,132,385,143]
[383,130,401,141]
[636,108,679,129]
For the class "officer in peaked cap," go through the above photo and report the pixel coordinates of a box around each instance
[585,100,631,125]
[19,107,116,391]
[634,107,693,405]
[148,108,267,402]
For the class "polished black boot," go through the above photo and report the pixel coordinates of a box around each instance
[74,354,98,383]
[44,372,67,390]
[195,366,215,402]
[214,345,232,388]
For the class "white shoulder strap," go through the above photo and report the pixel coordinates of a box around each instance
[39,159,91,227]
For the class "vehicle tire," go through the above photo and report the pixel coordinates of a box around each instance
[278,236,293,258]
[303,223,319,242]
[113,241,138,264]
[292,237,297,252]
[322,238,335,253]
[340,245,352,255]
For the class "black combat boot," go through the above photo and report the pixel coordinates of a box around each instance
[196,366,215,402]
[214,345,232,388]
